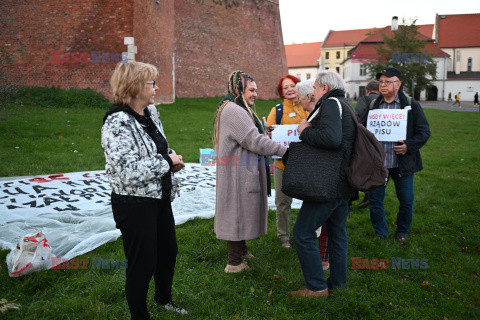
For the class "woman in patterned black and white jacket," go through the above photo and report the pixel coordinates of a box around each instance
[101,61,187,319]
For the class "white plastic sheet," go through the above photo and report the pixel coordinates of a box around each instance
[1,164,302,274]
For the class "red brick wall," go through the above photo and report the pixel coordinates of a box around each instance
[0,0,287,102]
[133,0,175,103]
[0,0,134,100]
[174,0,287,99]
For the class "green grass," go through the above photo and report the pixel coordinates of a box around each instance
[1,91,479,319]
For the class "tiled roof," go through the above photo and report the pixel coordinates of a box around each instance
[322,28,376,47]
[350,41,449,62]
[322,24,434,48]
[360,26,434,43]
[285,42,322,67]
[418,24,434,39]
[436,13,480,47]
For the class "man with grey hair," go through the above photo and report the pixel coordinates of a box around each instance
[296,79,315,112]
[290,70,356,298]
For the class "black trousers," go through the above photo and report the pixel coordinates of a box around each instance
[112,197,178,320]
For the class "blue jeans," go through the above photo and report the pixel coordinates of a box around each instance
[293,199,349,291]
[369,167,414,237]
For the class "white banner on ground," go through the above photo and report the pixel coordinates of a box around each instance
[0,164,302,272]
[366,109,408,141]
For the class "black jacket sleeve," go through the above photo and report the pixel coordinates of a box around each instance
[405,101,431,154]
[299,99,342,149]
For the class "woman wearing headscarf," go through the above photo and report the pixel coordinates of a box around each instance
[102,61,187,318]
[213,71,287,273]
[266,75,309,249]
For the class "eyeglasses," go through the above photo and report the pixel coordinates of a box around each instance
[146,80,156,87]
[379,80,399,86]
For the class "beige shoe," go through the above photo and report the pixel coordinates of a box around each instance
[281,241,291,249]
[224,261,249,273]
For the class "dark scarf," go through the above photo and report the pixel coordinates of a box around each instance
[212,71,271,196]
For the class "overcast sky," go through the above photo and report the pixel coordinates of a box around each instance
[279,0,480,44]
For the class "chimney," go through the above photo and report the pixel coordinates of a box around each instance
[391,16,399,31]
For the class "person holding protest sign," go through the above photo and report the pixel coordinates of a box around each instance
[213,71,287,273]
[266,75,309,249]
[357,67,430,244]
[297,78,316,112]
[290,70,356,298]
[297,78,329,270]
[102,61,187,318]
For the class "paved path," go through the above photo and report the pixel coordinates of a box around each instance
[416,101,479,112]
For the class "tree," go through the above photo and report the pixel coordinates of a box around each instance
[364,19,437,98]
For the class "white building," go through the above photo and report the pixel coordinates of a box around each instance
[285,42,322,81]
[435,13,480,101]
[343,25,449,101]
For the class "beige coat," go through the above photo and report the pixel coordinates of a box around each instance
[214,102,287,241]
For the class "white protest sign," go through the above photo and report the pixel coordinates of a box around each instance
[271,124,301,147]
[367,109,408,141]
[271,124,300,159]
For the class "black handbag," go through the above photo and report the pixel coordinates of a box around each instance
[281,141,343,202]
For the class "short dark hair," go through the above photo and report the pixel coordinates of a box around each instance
[366,80,379,93]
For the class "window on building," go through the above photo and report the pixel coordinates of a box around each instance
[325,52,330,59]
[336,67,340,73]
[306,73,311,79]
[468,58,472,72]
[336,51,340,59]
[359,64,366,76]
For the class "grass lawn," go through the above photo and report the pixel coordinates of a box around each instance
[0,92,479,319]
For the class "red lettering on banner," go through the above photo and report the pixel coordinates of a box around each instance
[29,174,69,183]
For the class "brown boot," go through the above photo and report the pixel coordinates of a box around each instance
[290,286,329,298]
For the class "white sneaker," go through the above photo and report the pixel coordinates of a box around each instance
[162,301,188,315]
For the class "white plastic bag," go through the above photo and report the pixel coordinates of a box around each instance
[8,232,54,277]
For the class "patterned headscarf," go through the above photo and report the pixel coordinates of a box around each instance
[212,70,263,151]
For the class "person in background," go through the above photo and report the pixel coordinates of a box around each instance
[213,71,287,273]
[102,61,187,319]
[296,78,315,113]
[297,78,329,271]
[474,92,479,107]
[266,75,309,249]
[291,70,356,298]
[357,67,430,244]
[452,92,461,107]
[354,79,380,210]
[355,80,380,128]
